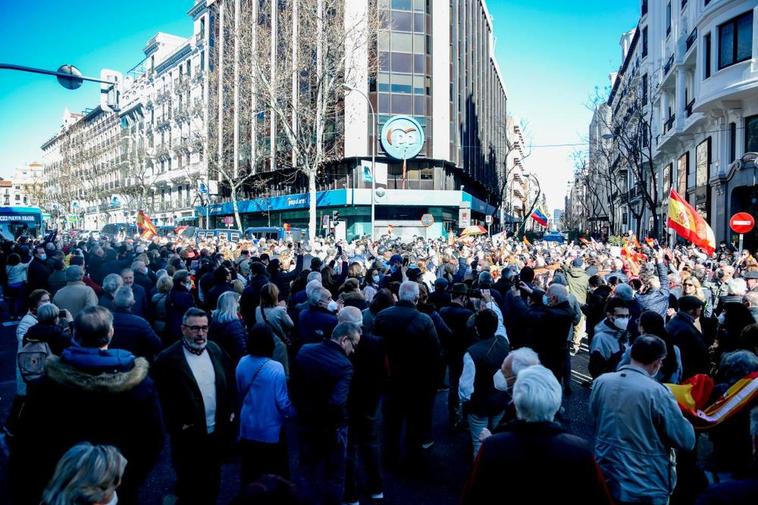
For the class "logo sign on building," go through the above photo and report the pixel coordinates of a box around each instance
[380,115,425,160]
[421,213,434,227]
[485,215,493,225]
[729,212,755,234]
[458,208,471,228]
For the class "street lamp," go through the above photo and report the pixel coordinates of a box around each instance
[342,83,376,240]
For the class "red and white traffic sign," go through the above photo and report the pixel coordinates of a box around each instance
[729,212,755,234]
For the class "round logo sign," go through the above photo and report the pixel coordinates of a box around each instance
[380,115,425,160]
[729,212,755,234]
[421,213,434,227]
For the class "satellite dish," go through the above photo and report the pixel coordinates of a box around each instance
[56,64,83,90]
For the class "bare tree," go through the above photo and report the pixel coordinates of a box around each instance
[592,73,661,238]
[207,0,381,238]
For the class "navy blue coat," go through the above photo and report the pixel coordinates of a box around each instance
[240,273,269,326]
[166,286,196,340]
[292,340,353,434]
[298,305,339,345]
[111,309,163,362]
[208,318,248,365]
[130,283,149,318]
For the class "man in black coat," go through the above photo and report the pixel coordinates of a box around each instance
[166,270,196,340]
[291,321,360,505]
[461,365,612,505]
[110,285,162,362]
[268,252,304,302]
[666,295,710,379]
[10,306,163,505]
[440,283,475,427]
[240,261,269,326]
[27,245,51,292]
[373,281,441,467]
[153,307,236,505]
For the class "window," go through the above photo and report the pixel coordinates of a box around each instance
[641,74,648,105]
[666,2,672,36]
[642,27,648,57]
[677,152,688,195]
[730,122,736,162]
[663,163,672,195]
[718,11,753,69]
[704,33,711,78]
[746,115,758,153]
[696,138,710,187]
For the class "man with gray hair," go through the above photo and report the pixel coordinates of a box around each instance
[52,265,98,318]
[373,280,441,466]
[298,286,339,346]
[109,286,162,363]
[11,305,163,504]
[292,321,361,505]
[591,335,695,505]
[462,365,612,504]
[99,273,124,312]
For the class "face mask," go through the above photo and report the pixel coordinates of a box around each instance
[542,294,550,306]
[372,274,381,284]
[327,300,339,313]
[39,254,47,261]
[103,491,118,505]
[613,317,630,331]
[717,313,726,326]
[493,369,510,392]
[185,281,193,290]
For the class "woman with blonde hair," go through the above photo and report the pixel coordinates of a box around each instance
[42,442,126,505]
[208,290,248,364]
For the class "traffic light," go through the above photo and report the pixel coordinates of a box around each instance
[332,210,340,223]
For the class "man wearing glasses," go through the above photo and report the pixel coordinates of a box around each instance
[291,321,361,505]
[153,307,237,505]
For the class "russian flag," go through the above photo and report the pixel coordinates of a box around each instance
[531,208,548,227]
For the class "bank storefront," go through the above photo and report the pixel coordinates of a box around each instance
[197,188,496,242]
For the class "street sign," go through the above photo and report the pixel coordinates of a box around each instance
[485,215,493,225]
[729,212,755,234]
[421,213,434,227]
[458,208,471,228]
[322,214,330,229]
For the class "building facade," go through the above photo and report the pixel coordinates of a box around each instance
[590,0,758,249]
[204,0,508,239]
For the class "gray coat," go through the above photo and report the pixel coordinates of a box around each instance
[590,364,695,505]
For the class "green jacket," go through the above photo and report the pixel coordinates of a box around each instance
[564,266,589,305]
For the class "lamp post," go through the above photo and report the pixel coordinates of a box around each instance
[342,83,376,240]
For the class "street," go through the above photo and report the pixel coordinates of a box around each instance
[0,299,595,505]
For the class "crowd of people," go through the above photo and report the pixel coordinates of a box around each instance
[0,229,757,505]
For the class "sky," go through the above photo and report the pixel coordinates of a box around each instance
[0,0,640,213]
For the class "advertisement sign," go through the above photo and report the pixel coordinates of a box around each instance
[380,115,425,160]
[458,208,471,228]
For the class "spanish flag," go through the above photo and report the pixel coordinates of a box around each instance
[667,372,758,430]
[667,189,715,255]
[136,210,158,240]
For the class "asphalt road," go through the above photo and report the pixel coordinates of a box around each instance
[0,299,595,504]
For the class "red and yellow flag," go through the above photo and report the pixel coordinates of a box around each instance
[136,210,157,240]
[667,189,715,255]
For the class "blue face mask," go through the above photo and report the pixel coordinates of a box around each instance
[542,294,550,306]
[372,274,381,284]
[39,254,47,261]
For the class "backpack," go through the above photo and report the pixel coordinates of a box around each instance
[17,340,51,384]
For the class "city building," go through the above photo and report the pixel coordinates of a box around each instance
[501,116,529,231]
[40,4,209,231]
[587,0,758,249]
[0,179,12,206]
[204,0,508,239]
[11,162,45,207]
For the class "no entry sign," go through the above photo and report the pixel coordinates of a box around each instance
[729,212,755,234]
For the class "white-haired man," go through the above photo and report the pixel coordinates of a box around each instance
[462,366,612,504]
[373,281,441,467]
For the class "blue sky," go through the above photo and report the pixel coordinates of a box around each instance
[0,0,640,212]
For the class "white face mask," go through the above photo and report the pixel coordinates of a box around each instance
[102,491,118,505]
[613,316,630,331]
[493,369,510,392]
[327,300,339,313]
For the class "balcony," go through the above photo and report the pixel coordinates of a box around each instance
[156,118,171,131]
[685,27,697,52]
[663,114,676,134]
[663,54,674,77]
[685,98,695,117]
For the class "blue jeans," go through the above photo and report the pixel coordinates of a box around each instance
[467,411,504,457]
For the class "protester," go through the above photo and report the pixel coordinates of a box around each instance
[41,443,127,505]
[208,290,248,365]
[590,335,696,505]
[11,306,163,505]
[153,308,237,505]
[52,265,98,318]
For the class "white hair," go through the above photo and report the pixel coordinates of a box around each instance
[547,284,568,304]
[102,274,123,295]
[507,347,541,377]
[305,279,322,299]
[398,281,420,303]
[338,306,363,325]
[513,365,562,423]
[727,278,748,296]
[307,271,323,284]
[213,291,241,323]
[113,286,135,309]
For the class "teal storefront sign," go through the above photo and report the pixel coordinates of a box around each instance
[380,115,425,160]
